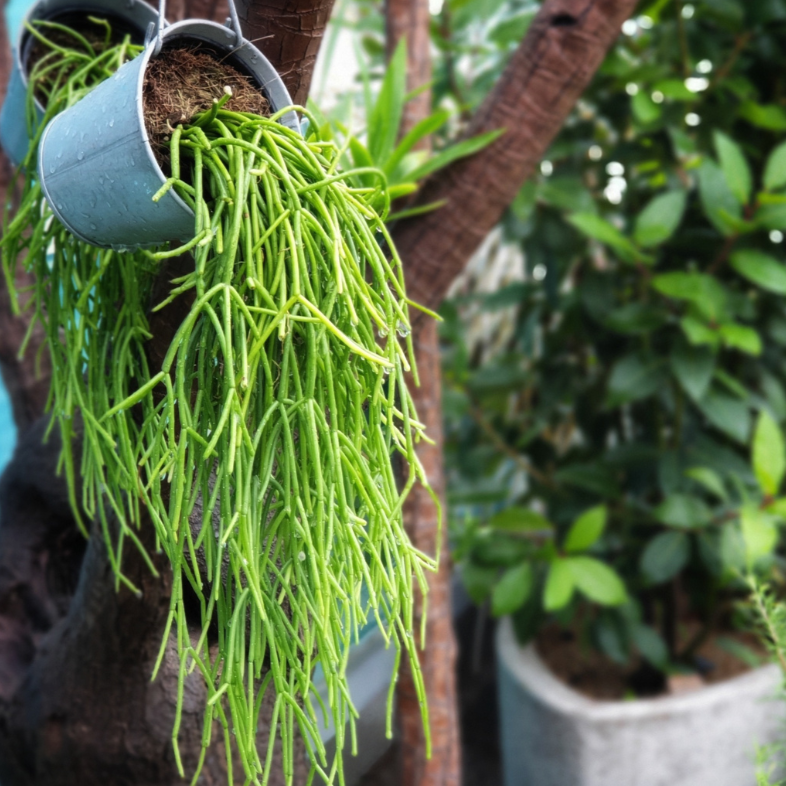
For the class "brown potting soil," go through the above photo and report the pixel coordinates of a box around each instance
[143,46,270,164]
[536,621,770,701]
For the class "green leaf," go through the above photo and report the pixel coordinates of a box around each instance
[740,505,779,564]
[739,101,786,132]
[367,38,407,166]
[652,78,696,101]
[765,141,786,191]
[652,272,728,321]
[681,317,721,348]
[753,410,786,496]
[654,494,713,529]
[633,191,687,248]
[632,624,669,669]
[567,557,628,606]
[704,0,744,26]
[670,343,715,402]
[544,559,575,611]
[553,464,620,498]
[607,355,663,405]
[488,506,552,532]
[604,303,667,335]
[461,562,497,604]
[719,323,762,356]
[406,129,505,182]
[716,636,765,668]
[699,391,752,444]
[632,91,662,125]
[640,531,690,583]
[698,160,743,236]
[714,131,752,205]
[564,506,607,553]
[720,525,747,572]
[768,498,786,519]
[730,250,786,295]
[492,563,533,617]
[384,110,451,177]
[756,203,786,231]
[568,213,642,263]
[489,8,536,44]
[594,613,628,664]
[685,467,728,501]
[539,177,596,213]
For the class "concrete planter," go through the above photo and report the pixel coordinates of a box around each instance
[497,617,784,786]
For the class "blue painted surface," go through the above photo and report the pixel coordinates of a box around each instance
[0,380,15,475]
[0,0,30,476]
[6,0,34,41]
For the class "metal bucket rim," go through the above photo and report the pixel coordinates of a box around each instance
[153,19,301,133]
[128,18,300,231]
[15,0,160,114]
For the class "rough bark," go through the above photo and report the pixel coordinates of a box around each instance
[398,325,461,786]
[234,0,336,105]
[385,2,462,786]
[385,0,432,140]
[391,0,639,316]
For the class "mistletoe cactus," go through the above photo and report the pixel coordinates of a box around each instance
[3,19,437,786]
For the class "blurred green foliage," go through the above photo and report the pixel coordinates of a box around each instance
[435,0,786,676]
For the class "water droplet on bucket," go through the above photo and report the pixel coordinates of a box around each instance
[109,119,115,127]
[77,152,84,161]
[90,223,97,231]
[49,165,55,173]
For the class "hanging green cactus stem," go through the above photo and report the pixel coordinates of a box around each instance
[3,23,438,786]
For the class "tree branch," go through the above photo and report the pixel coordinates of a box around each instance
[392,0,638,315]
[385,1,462,784]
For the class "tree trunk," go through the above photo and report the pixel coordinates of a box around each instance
[384,2,462,785]
[391,0,639,315]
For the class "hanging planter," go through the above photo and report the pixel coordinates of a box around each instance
[3,3,437,784]
[38,12,300,249]
[0,0,160,167]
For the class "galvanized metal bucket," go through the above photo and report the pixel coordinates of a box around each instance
[0,0,160,167]
[38,11,300,250]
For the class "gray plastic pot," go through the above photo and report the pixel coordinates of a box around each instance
[0,0,159,167]
[38,18,300,250]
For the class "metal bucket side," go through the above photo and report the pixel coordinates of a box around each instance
[39,18,301,249]
[0,0,160,166]
[160,19,301,135]
[39,47,195,249]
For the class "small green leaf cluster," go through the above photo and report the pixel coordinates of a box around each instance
[308,39,502,220]
[441,0,786,675]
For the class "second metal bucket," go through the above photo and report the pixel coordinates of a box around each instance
[38,16,300,250]
[0,0,160,167]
